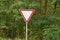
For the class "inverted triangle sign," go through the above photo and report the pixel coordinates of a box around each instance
[19,9,35,23]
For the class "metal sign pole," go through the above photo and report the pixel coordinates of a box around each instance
[26,22,28,40]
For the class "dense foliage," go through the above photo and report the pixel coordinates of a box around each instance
[0,0,60,40]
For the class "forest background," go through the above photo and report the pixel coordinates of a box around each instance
[0,0,60,40]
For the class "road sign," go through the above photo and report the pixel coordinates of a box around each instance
[19,9,35,23]
[19,9,35,40]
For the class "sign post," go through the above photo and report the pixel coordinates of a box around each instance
[26,22,28,40]
[19,9,35,40]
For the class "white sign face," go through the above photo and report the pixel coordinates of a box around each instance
[19,9,35,23]
[21,11,32,21]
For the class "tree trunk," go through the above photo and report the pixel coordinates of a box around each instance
[44,0,47,15]
[54,3,57,13]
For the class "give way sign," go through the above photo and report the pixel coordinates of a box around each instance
[19,9,35,23]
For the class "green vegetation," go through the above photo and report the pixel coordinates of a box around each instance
[0,0,60,40]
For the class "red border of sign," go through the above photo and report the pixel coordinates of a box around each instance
[19,9,35,23]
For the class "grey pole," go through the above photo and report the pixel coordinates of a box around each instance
[26,22,28,40]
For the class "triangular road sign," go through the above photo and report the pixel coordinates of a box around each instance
[19,9,35,23]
